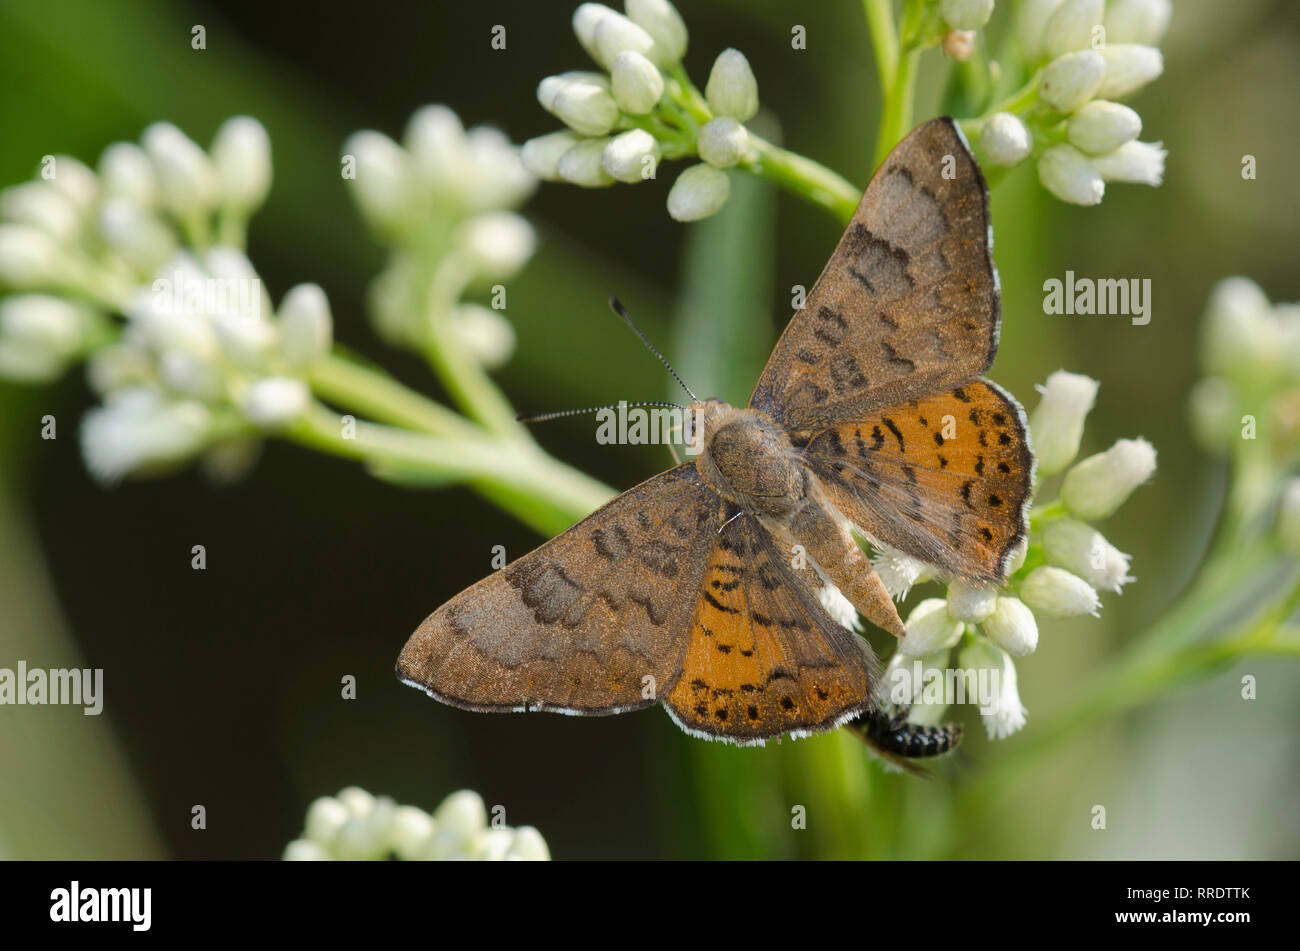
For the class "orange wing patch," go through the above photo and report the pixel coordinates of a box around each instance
[663,513,877,744]
[796,379,1033,582]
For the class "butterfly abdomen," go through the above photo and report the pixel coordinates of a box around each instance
[858,708,963,758]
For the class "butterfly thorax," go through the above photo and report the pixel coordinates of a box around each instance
[694,400,807,518]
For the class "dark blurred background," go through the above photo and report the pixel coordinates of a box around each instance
[1,0,1298,859]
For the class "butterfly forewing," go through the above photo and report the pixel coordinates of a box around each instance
[795,380,1033,581]
[664,511,879,744]
[750,117,999,431]
[397,463,724,714]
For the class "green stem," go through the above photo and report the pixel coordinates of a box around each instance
[862,0,899,92]
[872,0,927,169]
[309,352,479,438]
[743,135,861,224]
[287,405,614,537]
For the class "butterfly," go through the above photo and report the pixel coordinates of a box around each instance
[397,117,1033,752]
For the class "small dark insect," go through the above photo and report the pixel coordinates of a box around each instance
[846,704,963,776]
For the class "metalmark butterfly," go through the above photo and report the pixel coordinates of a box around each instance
[397,118,1033,756]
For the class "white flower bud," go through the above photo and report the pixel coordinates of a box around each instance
[505,826,551,861]
[1096,44,1164,99]
[817,583,862,633]
[546,77,620,136]
[1029,369,1099,474]
[940,0,994,31]
[390,805,436,860]
[610,50,665,115]
[99,198,177,274]
[601,129,661,183]
[282,839,331,861]
[422,789,488,859]
[1021,565,1101,617]
[240,376,310,427]
[141,122,220,218]
[1006,536,1029,574]
[214,312,277,370]
[0,294,90,359]
[979,112,1032,167]
[1039,50,1105,113]
[521,131,582,181]
[667,163,729,221]
[459,211,536,279]
[1042,0,1104,58]
[1103,0,1172,46]
[899,598,965,658]
[79,387,211,482]
[158,348,224,402]
[1088,140,1165,186]
[342,131,411,234]
[1200,277,1274,381]
[1067,100,1141,155]
[1187,376,1237,453]
[705,49,759,121]
[946,580,999,624]
[697,117,752,168]
[277,283,333,368]
[573,3,618,63]
[627,0,688,63]
[403,104,466,191]
[871,545,933,601]
[1042,518,1133,593]
[211,116,272,213]
[981,597,1040,656]
[0,223,68,289]
[454,303,516,369]
[462,126,535,212]
[45,155,99,214]
[1037,143,1104,205]
[1,182,82,243]
[1279,478,1300,556]
[592,10,656,69]
[559,139,618,187]
[1019,0,1065,63]
[99,142,157,208]
[1061,437,1156,519]
[336,786,376,816]
[959,640,1026,739]
[303,795,350,846]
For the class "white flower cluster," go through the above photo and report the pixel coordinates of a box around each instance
[1190,277,1300,456]
[830,370,1155,741]
[524,1,760,222]
[343,105,536,366]
[0,118,335,482]
[1187,276,1300,539]
[977,0,1169,205]
[283,787,550,861]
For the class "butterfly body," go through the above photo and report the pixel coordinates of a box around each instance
[398,117,1034,748]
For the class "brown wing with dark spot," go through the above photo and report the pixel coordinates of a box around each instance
[795,380,1033,582]
[397,463,724,714]
[750,117,999,430]
[663,510,879,744]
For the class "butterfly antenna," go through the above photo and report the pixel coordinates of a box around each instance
[516,401,685,424]
[609,297,699,403]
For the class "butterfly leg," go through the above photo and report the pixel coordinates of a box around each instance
[783,497,906,638]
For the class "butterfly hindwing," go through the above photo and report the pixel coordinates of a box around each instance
[397,463,725,714]
[750,117,999,430]
[795,380,1033,582]
[663,510,879,744]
